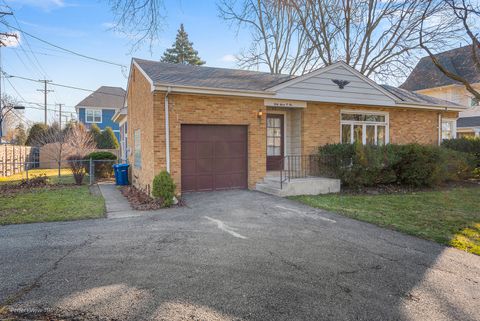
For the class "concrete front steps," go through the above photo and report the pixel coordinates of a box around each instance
[255,175,341,197]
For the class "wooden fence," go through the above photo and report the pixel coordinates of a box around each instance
[0,144,34,177]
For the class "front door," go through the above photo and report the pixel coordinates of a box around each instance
[266,114,284,171]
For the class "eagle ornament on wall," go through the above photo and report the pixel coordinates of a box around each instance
[331,79,350,89]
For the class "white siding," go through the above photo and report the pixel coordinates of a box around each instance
[274,65,396,106]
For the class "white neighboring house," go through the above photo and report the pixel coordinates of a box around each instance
[401,45,480,139]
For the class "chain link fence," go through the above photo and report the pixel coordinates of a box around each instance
[0,159,123,185]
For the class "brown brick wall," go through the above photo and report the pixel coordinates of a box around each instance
[127,65,155,193]
[301,103,458,155]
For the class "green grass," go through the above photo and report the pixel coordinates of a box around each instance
[0,186,105,225]
[290,187,480,255]
[0,168,88,185]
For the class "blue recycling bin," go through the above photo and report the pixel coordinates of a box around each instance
[116,164,130,186]
[113,164,120,184]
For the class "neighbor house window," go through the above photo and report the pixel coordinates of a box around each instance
[85,109,102,123]
[470,97,479,107]
[441,119,456,140]
[134,129,141,168]
[341,111,389,145]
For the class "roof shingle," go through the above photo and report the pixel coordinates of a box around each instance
[400,45,480,91]
[75,86,126,109]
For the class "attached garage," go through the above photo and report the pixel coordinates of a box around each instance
[181,125,248,192]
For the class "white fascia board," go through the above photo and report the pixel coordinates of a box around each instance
[395,102,467,112]
[154,84,276,98]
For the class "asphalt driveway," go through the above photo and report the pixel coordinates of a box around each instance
[0,190,479,321]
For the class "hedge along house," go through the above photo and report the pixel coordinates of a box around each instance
[126,58,466,196]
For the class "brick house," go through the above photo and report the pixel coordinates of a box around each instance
[125,58,465,195]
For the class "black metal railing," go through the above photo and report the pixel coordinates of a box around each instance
[279,154,339,189]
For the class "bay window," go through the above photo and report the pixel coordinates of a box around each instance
[341,111,389,145]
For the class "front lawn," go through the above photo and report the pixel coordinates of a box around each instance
[0,168,79,185]
[290,187,480,255]
[0,186,105,225]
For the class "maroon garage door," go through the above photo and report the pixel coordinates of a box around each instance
[181,125,248,192]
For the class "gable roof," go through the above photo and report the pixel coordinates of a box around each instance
[400,45,480,91]
[132,58,465,110]
[75,86,126,109]
[133,58,293,91]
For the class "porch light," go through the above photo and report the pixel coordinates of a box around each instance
[257,110,263,118]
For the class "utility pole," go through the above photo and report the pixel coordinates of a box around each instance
[57,103,63,128]
[37,79,53,125]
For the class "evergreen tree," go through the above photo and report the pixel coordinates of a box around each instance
[161,24,205,65]
[13,124,27,145]
[25,123,49,146]
[89,124,102,148]
[98,127,119,149]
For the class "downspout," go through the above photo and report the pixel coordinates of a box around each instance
[165,87,171,173]
[438,113,442,146]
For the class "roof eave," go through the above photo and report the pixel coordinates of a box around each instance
[154,83,276,98]
[395,101,466,111]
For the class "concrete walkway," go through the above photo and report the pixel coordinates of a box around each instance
[97,182,142,218]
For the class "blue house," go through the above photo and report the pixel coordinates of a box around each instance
[75,86,126,142]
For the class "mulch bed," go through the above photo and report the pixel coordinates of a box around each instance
[340,179,480,195]
[0,176,81,197]
[120,186,167,210]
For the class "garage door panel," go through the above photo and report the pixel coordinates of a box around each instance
[196,158,213,173]
[215,173,246,190]
[182,159,197,175]
[181,125,247,192]
[215,142,246,158]
[214,158,246,173]
[181,142,197,159]
[197,142,214,158]
[181,176,197,192]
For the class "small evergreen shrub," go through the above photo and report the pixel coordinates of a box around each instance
[98,127,120,149]
[84,151,117,178]
[152,171,176,207]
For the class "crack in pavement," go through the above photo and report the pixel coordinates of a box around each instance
[0,235,100,314]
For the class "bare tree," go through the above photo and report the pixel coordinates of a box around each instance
[106,0,166,51]
[420,0,480,99]
[219,0,318,74]
[34,123,95,178]
[220,0,458,81]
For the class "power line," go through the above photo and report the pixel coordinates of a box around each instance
[0,21,126,68]
[4,72,125,97]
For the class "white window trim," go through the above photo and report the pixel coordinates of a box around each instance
[441,118,457,140]
[85,108,102,124]
[134,129,141,169]
[340,109,390,145]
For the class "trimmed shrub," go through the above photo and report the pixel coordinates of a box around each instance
[442,137,480,167]
[318,143,474,188]
[84,151,117,179]
[152,171,176,207]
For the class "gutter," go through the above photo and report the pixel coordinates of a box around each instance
[165,87,171,173]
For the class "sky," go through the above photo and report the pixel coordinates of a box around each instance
[1,0,252,126]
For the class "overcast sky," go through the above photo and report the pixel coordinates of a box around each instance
[1,0,251,125]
